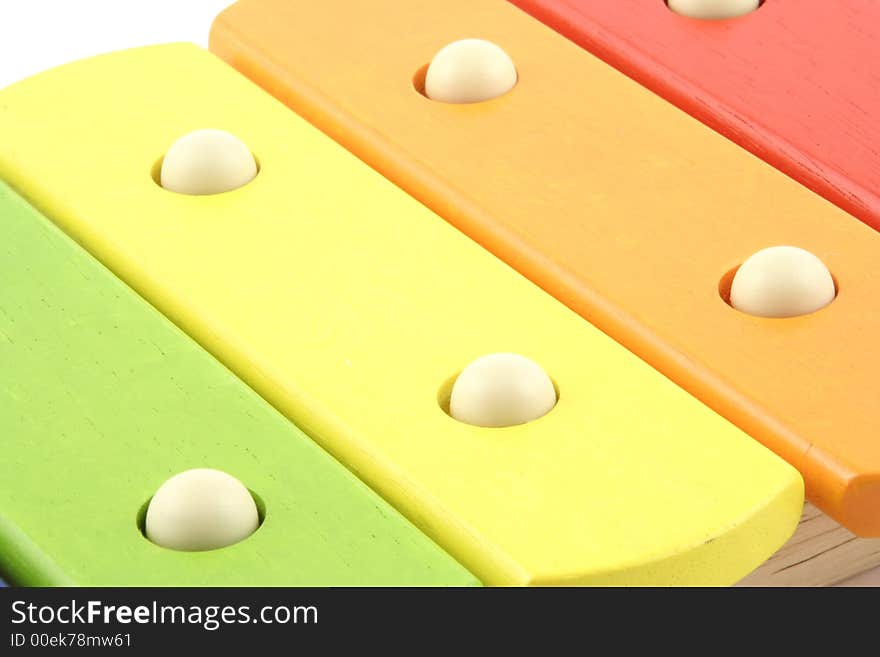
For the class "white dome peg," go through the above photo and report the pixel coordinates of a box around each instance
[668,0,760,20]
[425,39,517,104]
[145,468,260,551]
[160,129,257,195]
[449,353,557,427]
[730,246,836,318]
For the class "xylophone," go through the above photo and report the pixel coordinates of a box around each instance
[0,0,877,586]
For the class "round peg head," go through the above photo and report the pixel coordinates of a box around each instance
[730,246,836,318]
[145,468,260,551]
[667,0,761,19]
[424,38,517,104]
[159,129,257,195]
[449,353,557,427]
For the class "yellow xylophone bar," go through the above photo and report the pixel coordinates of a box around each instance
[0,45,802,585]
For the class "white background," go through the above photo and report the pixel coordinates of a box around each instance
[0,1,233,86]
[0,0,877,587]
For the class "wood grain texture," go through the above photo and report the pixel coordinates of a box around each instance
[0,182,478,586]
[0,45,804,585]
[837,565,880,586]
[739,503,880,587]
[209,0,880,535]
[509,0,880,231]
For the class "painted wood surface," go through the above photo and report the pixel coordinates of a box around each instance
[209,0,880,535]
[0,44,802,585]
[509,0,880,231]
[0,182,477,586]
